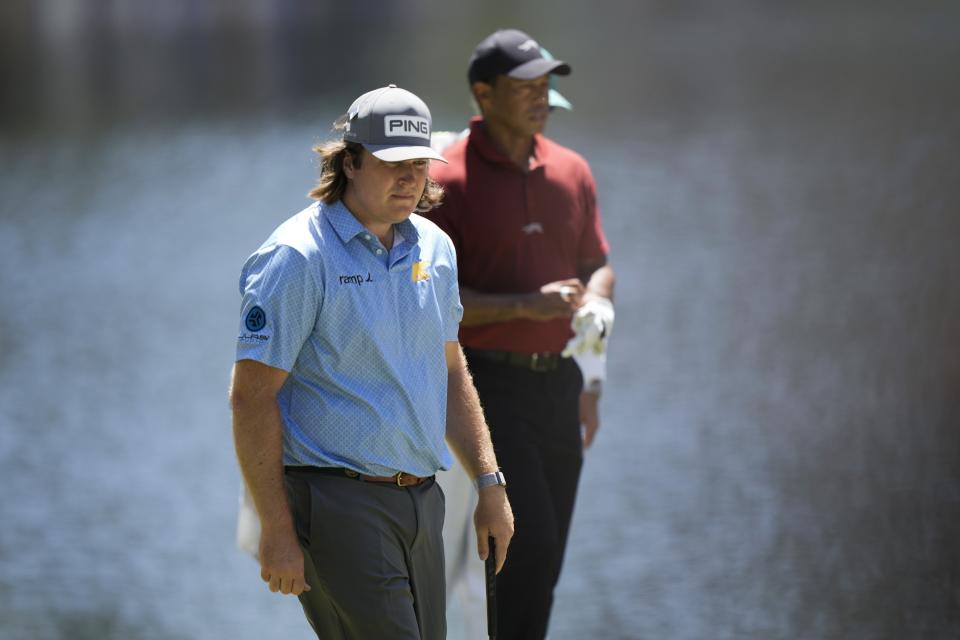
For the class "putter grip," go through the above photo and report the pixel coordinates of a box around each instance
[485,536,497,639]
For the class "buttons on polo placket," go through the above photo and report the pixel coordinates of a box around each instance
[360,233,386,257]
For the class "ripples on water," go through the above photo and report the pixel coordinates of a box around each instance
[2,8,959,640]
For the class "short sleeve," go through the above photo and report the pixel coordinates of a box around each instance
[577,165,610,261]
[236,244,321,371]
[444,239,464,342]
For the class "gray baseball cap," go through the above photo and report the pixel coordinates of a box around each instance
[342,85,447,163]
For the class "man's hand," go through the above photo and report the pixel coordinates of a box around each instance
[474,486,514,574]
[520,279,584,321]
[579,389,601,449]
[258,526,311,596]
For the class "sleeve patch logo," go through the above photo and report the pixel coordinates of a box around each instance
[245,306,267,332]
[411,261,430,282]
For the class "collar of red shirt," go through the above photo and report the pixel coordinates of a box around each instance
[467,116,547,171]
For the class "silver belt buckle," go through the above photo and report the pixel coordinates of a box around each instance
[530,352,553,372]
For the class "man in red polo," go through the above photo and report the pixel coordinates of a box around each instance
[427,29,616,640]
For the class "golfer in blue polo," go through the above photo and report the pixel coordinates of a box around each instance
[230,85,514,639]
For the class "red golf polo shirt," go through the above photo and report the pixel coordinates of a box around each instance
[427,117,609,354]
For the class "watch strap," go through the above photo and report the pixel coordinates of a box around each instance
[475,470,507,490]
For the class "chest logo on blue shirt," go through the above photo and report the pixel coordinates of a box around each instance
[411,261,430,282]
[245,306,266,332]
[339,272,374,286]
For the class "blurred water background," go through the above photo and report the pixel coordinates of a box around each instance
[1,2,959,639]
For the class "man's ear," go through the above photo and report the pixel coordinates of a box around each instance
[343,151,356,179]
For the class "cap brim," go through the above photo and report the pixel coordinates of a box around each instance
[548,88,573,111]
[508,58,571,80]
[365,144,448,163]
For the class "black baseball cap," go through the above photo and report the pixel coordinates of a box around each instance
[468,29,572,85]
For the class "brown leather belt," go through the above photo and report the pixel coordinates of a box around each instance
[464,347,562,372]
[287,466,432,487]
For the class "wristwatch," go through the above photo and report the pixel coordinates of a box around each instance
[475,470,507,490]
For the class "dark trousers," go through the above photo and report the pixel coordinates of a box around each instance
[466,354,584,640]
[284,468,446,640]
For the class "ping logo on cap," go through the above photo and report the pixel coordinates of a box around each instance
[384,115,430,139]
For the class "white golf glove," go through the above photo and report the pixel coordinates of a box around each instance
[562,297,614,357]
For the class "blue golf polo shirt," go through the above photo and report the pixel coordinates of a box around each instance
[236,200,463,477]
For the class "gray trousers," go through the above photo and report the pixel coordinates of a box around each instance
[284,468,447,639]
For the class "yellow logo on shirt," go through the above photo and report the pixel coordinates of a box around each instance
[411,261,431,282]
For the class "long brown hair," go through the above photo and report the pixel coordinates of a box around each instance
[308,123,444,212]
